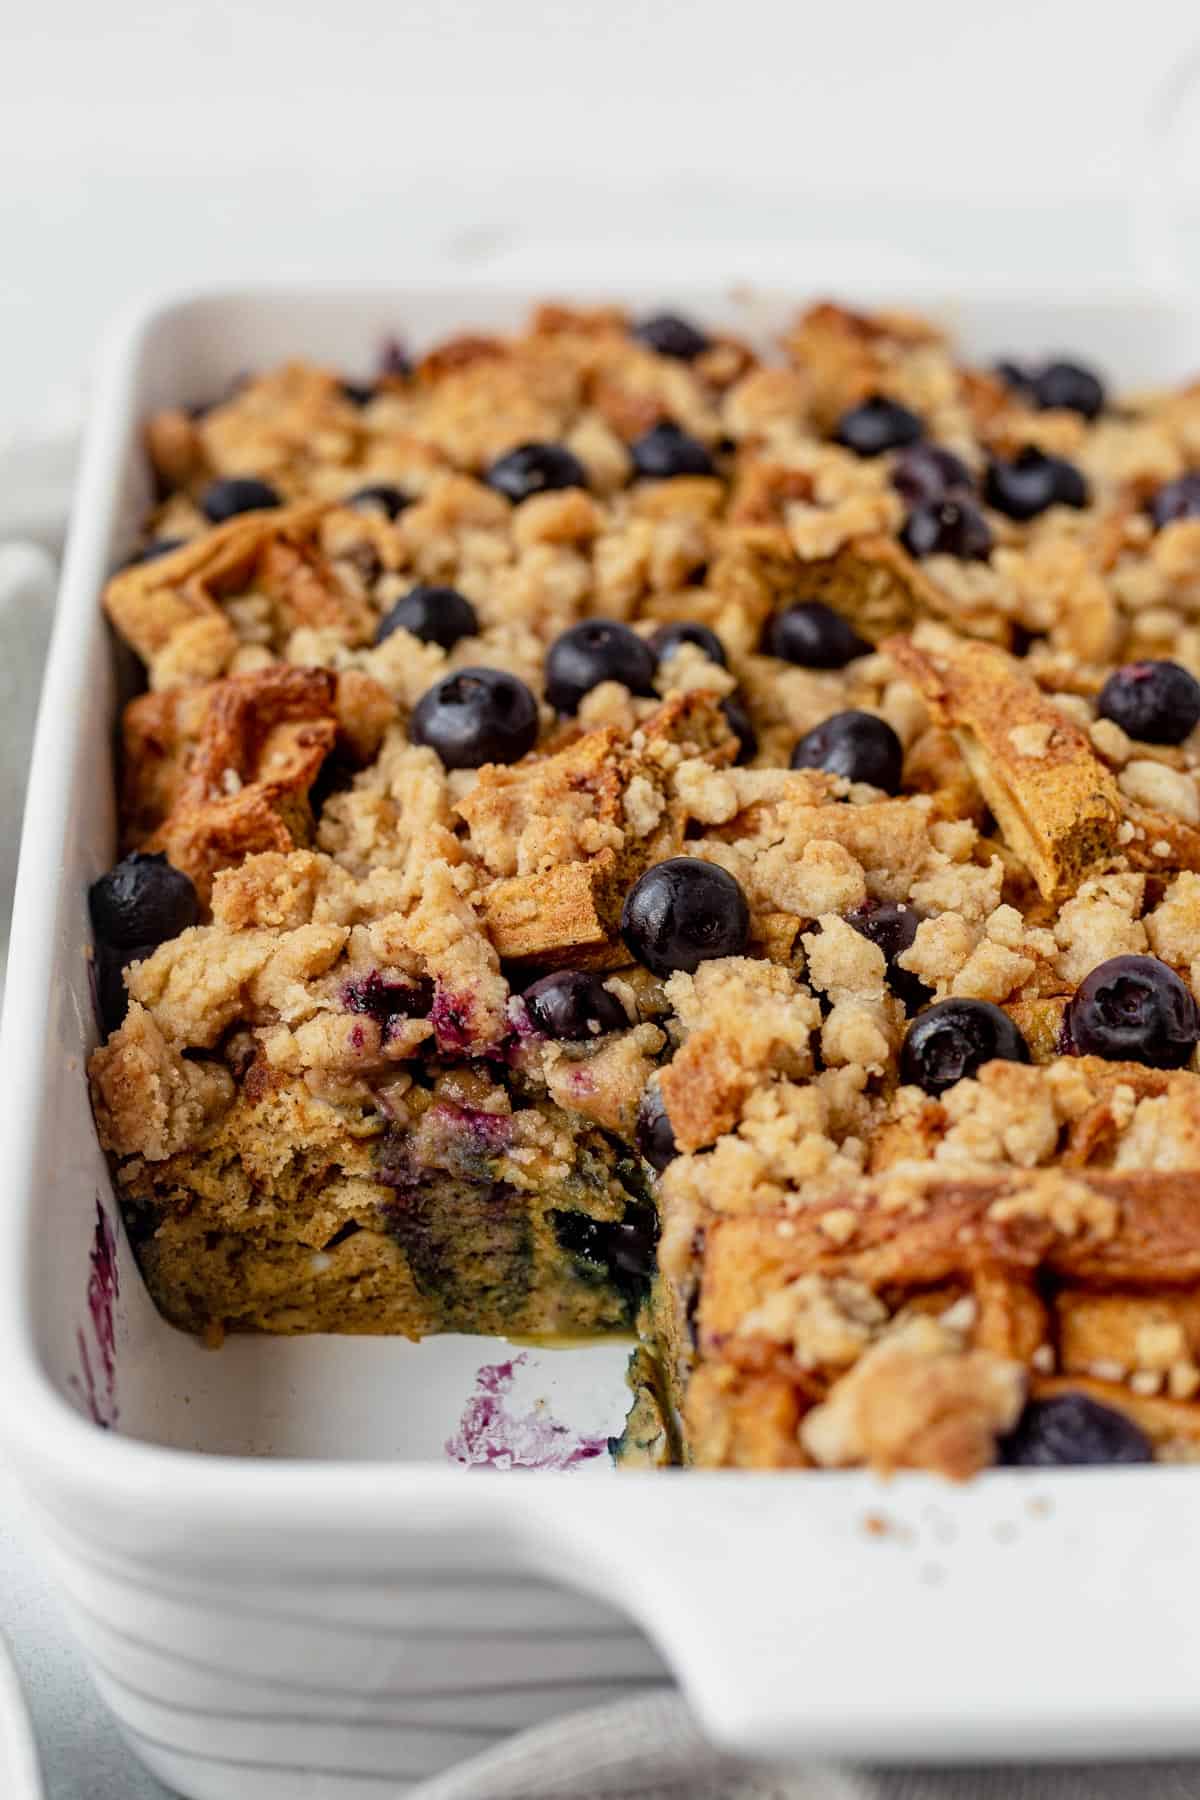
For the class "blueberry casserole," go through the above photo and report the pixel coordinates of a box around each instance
[86,300,1200,1475]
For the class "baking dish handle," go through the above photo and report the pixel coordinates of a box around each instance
[516,1470,1200,1764]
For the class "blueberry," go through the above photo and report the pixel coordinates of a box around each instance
[768,602,869,669]
[88,851,199,951]
[95,940,158,1038]
[1031,360,1106,420]
[833,395,923,458]
[999,1394,1152,1467]
[631,422,715,479]
[523,970,628,1040]
[375,584,478,650]
[551,1201,659,1302]
[790,711,903,793]
[343,970,434,1037]
[721,695,757,765]
[344,970,433,1018]
[844,898,931,1011]
[901,498,993,561]
[984,448,1088,521]
[377,338,413,379]
[1149,472,1200,531]
[621,856,750,977]
[984,449,1058,521]
[635,1082,679,1171]
[199,477,282,523]
[485,442,588,504]
[899,998,1030,1096]
[345,483,410,520]
[1097,659,1200,745]
[1062,954,1200,1071]
[632,314,711,361]
[121,536,186,569]
[1049,457,1089,510]
[648,621,727,666]
[994,358,1034,395]
[410,667,539,769]
[545,620,657,712]
[890,443,974,506]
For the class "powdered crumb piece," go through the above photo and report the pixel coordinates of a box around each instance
[1053,874,1147,986]
[577,680,641,733]
[799,1315,1026,1479]
[938,1294,978,1334]
[658,959,821,1151]
[801,914,887,1004]
[1170,1362,1200,1401]
[542,1020,664,1137]
[90,1004,235,1159]
[672,757,741,825]
[736,1272,886,1369]
[1147,872,1200,966]
[818,1207,859,1245]
[1008,721,1054,759]
[950,939,1036,1004]
[988,1177,1118,1241]
[1135,1320,1187,1370]
[1088,1358,1128,1383]
[1089,717,1133,766]
[820,997,898,1075]
[897,913,978,996]
[654,641,736,699]
[909,855,1003,926]
[1119,760,1200,826]
[623,773,666,837]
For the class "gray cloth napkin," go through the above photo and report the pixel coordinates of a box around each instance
[0,542,56,981]
[407,1693,1200,1800]
[410,1692,868,1800]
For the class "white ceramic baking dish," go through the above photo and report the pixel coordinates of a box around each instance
[9,281,1200,1800]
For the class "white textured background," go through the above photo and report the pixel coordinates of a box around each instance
[4,0,1200,440]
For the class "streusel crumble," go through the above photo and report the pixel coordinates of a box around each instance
[88,300,1200,1475]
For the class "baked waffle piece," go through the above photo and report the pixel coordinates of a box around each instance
[651,1058,1200,1476]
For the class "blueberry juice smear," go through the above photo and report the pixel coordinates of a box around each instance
[343,970,434,1040]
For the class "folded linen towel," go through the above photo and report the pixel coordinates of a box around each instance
[410,1691,867,1800]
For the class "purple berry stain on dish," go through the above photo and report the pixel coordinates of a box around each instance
[445,1354,607,1470]
[69,1197,120,1429]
